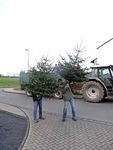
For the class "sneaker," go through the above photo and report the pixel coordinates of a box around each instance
[33,119,39,123]
[72,118,77,121]
[39,117,45,120]
[62,119,66,122]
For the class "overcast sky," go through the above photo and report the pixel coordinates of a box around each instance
[0,0,113,75]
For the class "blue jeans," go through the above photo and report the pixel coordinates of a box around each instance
[63,99,76,120]
[33,100,42,120]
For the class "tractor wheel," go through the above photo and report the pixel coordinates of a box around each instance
[54,90,63,99]
[25,87,31,97]
[25,90,31,97]
[82,81,104,102]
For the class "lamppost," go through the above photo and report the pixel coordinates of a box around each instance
[25,49,29,71]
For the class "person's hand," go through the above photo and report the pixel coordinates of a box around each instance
[65,83,69,88]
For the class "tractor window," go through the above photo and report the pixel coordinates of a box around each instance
[98,68,112,87]
[98,68,110,78]
[110,68,113,77]
[91,68,98,76]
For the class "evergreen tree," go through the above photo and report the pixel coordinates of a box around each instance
[58,46,88,83]
[28,56,58,97]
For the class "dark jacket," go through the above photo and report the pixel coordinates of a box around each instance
[59,80,74,100]
[32,93,42,102]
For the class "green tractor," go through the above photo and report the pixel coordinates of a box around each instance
[82,65,113,102]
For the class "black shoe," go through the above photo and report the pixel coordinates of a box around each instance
[33,119,39,123]
[39,117,45,120]
[72,118,77,121]
[62,119,66,122]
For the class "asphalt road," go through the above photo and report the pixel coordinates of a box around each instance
[0,110,27,150]
[0,89,113,123]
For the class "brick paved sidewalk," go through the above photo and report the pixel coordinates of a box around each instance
[0,102,113,150]
[23,109,113,150]
[1,89,113,150]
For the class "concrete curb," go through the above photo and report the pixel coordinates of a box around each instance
[3,88,26,95]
